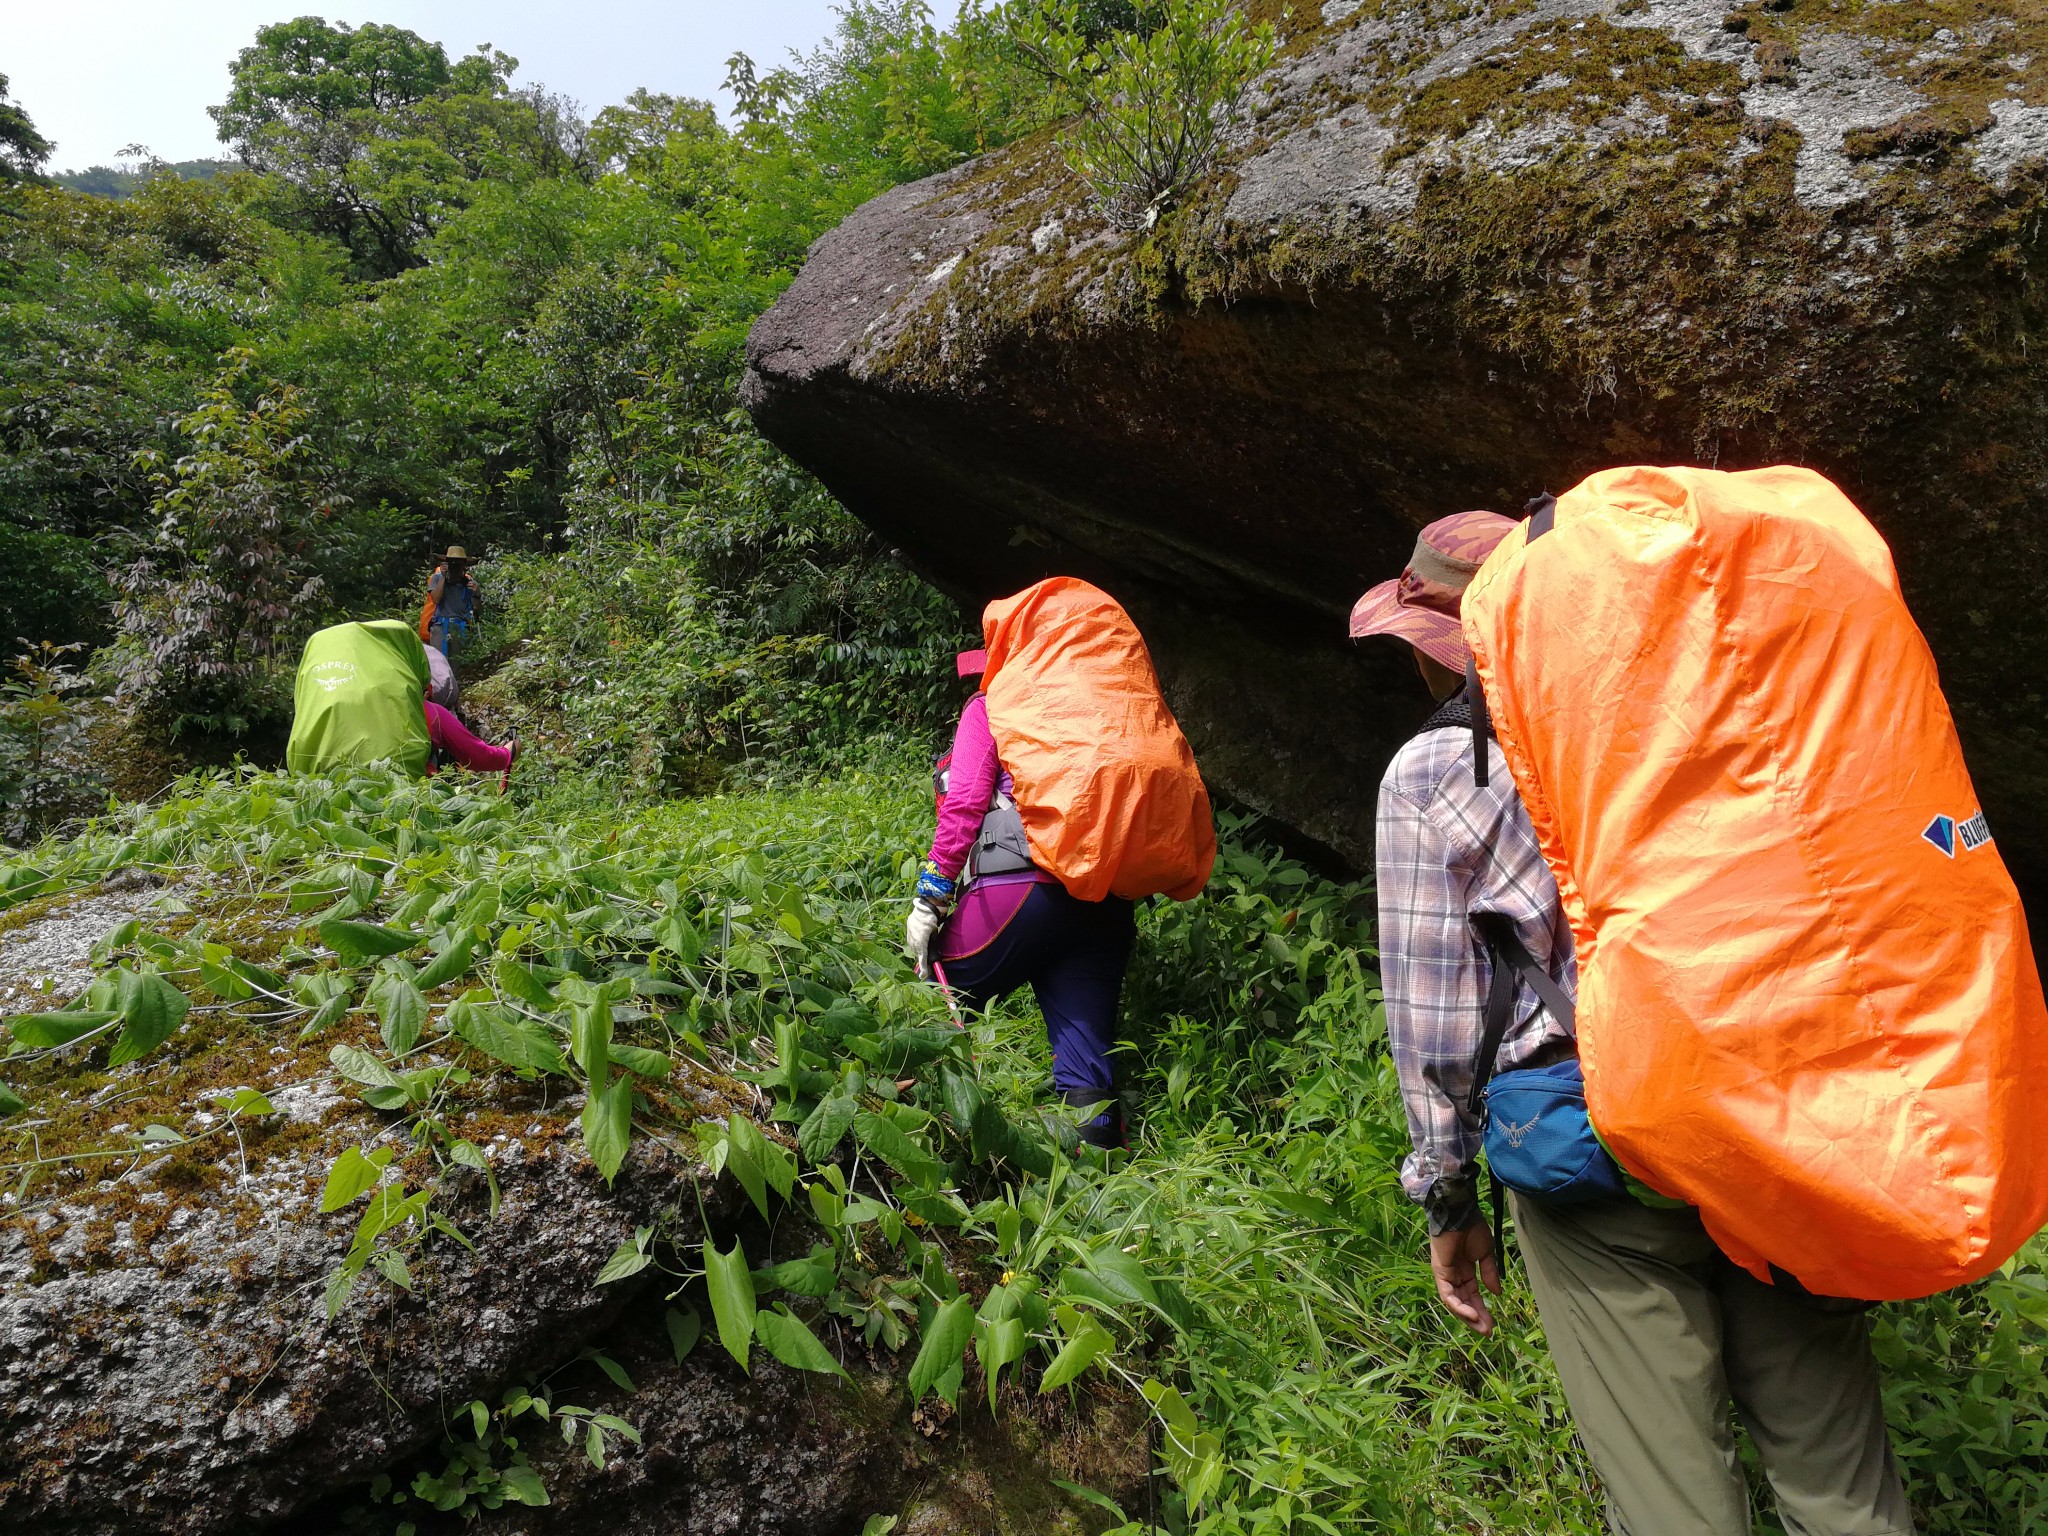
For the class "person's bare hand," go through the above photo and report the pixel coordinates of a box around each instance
[1429,1220,1502,1335]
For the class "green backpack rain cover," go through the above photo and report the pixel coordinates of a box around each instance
[286,620,432,777]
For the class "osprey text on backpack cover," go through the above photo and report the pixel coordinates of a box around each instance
[1461,464,2048,1301]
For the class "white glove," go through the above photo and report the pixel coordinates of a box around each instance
[904,899,945,980]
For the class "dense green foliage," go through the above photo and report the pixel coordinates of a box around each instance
[0,73,51,186]
[0,3,1071,800]
[4,768,2044,1531]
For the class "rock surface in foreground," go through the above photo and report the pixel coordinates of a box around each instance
[744,0,2048,912]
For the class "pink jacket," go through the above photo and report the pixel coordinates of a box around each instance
[424,700,511,774]
[928,694,1000,879]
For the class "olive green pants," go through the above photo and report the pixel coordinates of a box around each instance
[1511,1193,1915,1536]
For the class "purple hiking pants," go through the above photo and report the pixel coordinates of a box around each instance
[938,881,1136,1139]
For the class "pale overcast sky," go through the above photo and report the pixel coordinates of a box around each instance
[3,1,848,170]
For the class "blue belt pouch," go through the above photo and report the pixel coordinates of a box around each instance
[1481,1057,1629,1203]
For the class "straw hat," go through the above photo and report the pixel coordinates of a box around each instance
[442,545,470,561]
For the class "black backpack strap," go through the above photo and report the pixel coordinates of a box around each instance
[1465,659,1491,790]
[1524,492,1557,538]
[1465,910,1576,1116]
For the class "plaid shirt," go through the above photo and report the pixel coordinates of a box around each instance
[1376,716,1576,1233]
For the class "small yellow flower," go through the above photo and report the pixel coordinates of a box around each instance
[1001,1269,1016,1286]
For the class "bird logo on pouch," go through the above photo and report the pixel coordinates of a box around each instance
[309,661,357,694]
[1922,810,1992,858]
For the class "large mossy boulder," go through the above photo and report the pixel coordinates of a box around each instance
[744,0,2048,913]
[0,885,1137,1534]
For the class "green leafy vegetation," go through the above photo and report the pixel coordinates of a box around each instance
[4,765,2043,1531]
[0,3,1070,790]
[1011,0,1278,228]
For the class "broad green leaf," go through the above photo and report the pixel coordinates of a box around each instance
[6,1011,119,1049]
[724,1134,769,1220]
[448,994,565,1074]
[705,1235,756,1372]
[448,1138,501,1217]
[199,943,253,1002]
[0,1081,24,1118]
[940,1066,983,1139]
[908,1295,974,1406]
[496,955,558,1011]
[975,1316,1027,1410]
[666,1304,702,1363]
[90,918,141,962]
[753,1248,837,1298]
[798,1093,858,1164]
[1080,1244,1160,1310]
[414,930,478,991]
[729,1114,793,1200]
[321,1146,394,1211]
[218,1087,275,1117]
[1038,1311,1114,1393]
[297,991,353,1041]
[374,1250,414,1290]
[588,1351,634,1392]
[497,1464,549,1506]
[755,1305,848,1378]
[656,910,702,965]
[860,1518,899,1536]
[609,1043,670,1079]
[582,1077,634,1183]
[330,1044,402,1090]
[1051,1479,1130,1522]
[570,997,612,1082]
[807,1180,845,1230]
[853,1111,944,1190]
[596,1232,652,1285]
[106,969,190,1067]
[899,1189,968,1227]
[318,919,421,965]
[367,967,427,1055]
[1142,1379,1225,1506]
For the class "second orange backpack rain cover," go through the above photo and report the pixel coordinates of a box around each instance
[981,578,1215,904]
[1462,465,2048,1301]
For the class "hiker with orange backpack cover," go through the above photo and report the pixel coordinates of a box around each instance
[1354,505,1915,1536]
[909,646,1136,1148]
[906,578,1216,1150]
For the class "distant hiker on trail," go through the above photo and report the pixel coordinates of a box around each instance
[905,578,1215,1150]
[289,619,518,786]
[419,545,481,663]
[1353,508,1916,1536]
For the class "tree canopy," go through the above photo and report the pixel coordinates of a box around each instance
[0,73,52,185]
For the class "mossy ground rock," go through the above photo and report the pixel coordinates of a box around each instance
[744,0,2048,912]
[0,884,1139,1535]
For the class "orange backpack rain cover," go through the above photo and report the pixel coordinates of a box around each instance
[1463,465,2048,1301]
[981,578,1216,903]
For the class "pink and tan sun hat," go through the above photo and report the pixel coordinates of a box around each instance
[1348,510,1520,672]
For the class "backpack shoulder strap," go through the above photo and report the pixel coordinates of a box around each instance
[1465,910,1576,1115]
